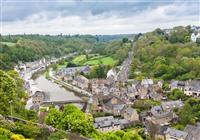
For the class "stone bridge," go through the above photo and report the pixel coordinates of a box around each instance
[41,100,88,112]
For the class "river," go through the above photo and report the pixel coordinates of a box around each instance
[33,75,81,102]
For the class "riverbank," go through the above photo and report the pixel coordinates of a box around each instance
[48,69,92,97]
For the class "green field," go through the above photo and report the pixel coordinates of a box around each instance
[84,56,117,66]
[57,61,69,69]
[72,55,87,64]
[72,54,118,66]
[0,42,16,47]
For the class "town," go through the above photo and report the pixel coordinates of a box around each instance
[1,1,200,139]
[13,25,200,140]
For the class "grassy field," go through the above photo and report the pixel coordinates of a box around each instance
[72,55,86,64]
[0,42,16,47]
[84,56,117,66]
[72,54,118,66]
[57,61,69,69]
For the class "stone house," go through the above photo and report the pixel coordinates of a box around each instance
[184,80,200,97]
[170,81,186,91]
[164,127,188,140]
[32,91,46,104]
[161,100,184,112]
[141,78,154,88]
[184,123,200,140]
[94,116,121,132]
[112,104,126,116]
[121,107,139,122]
[102,96,126,113]
[73,75,89,90]
[149,92,163,101]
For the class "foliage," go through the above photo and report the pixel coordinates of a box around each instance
[0,35,97,70]
[0,70,37,120]
[167,89,188,101]
[0,34,131,70]
[84,64,111,79]
[91,40,132,64]
[130,26,200,80]
[72,54,118,66]
[132,100,161,113]
[45,105,96,137]
[48,131,68,140]
[177,98,200,126]
[0,70,17,115]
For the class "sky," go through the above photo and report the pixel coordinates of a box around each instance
[0,0,200,35]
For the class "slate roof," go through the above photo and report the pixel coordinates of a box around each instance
[184,124,200,140]
[113,104,126,111]
[122,107,138,116]
[95,116,114,123]
[94,116,120,128]
[149,92,162,100]
[186,80,200,91]
[164,127,188,139]
[161,100,184,111]
[141,79,153,85]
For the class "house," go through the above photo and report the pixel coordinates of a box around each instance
[141,79,153,88]
[170,81,185,91]
[161,100,184,112]
[150,106,178,124]
[102,96,126,113]
[149,92,163,101]
[184,80,200,97]
[32,90,46,105]
[80,65,91,74]
[73,75,89,90]
[90,79,109,95]
[157,81,164,89]
[164,127,188,140]
[121,107,139,122]
[57,67,77,77]
[137,86,149,99]
[26,86,47,110]
[191,32,200,42]
[107,69,117,80]
[145,116,169,140]
[184,124,200,140]
[94,116,121,132]
[112,104,126,116]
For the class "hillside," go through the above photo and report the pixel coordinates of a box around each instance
[130,26,200,81]
[0,35,132,70]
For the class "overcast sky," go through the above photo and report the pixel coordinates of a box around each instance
[0,0,199,35]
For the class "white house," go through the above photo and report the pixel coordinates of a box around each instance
[191,33,200,42]
[107,69,117,80]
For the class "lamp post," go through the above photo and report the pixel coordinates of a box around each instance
[9,100,13,116]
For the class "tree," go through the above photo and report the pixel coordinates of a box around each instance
[179,103,194,125]
[168,89,187,101]
[45,108,62,128]
[122,38,128,43]
[45,105,96,137]
[0,70,17,115]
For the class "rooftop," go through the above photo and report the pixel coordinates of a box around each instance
[164,127,188,139]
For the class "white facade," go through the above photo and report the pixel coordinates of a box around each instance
[191,33,200,42]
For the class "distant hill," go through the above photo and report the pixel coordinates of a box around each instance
[130,25,200,81]
[96,34,134,42]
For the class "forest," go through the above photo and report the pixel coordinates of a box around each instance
[130,26,200,81]
[0,34,132,70]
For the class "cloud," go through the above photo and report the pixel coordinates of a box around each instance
[1,1,199,35]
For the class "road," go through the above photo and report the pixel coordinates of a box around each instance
[116,42,135,83]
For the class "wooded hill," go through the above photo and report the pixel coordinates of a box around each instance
[0,34,133,70]
[130,26,200,81]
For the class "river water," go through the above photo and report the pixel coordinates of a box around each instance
[34,75,81,101]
